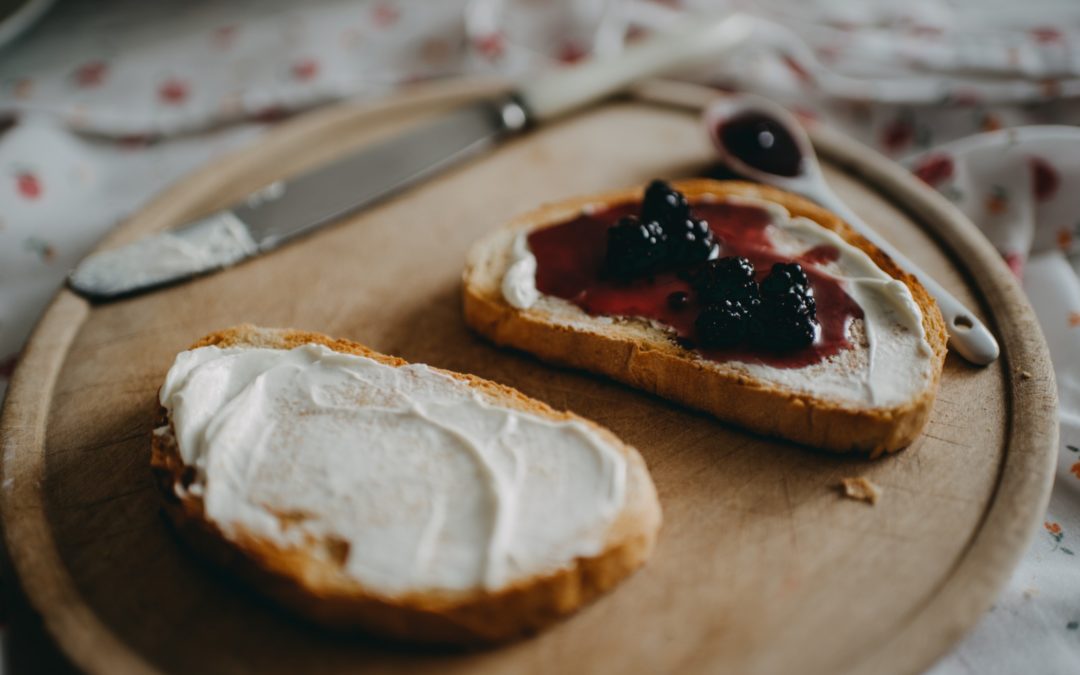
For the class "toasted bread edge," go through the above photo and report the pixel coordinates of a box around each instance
[462,179,949,455]
[151,324,662,644]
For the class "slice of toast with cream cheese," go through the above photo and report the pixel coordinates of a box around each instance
[152,325,661,644]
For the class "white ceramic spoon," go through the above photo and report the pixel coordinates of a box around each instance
[704,94,999,366]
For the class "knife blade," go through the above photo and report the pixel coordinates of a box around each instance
[69,14,754,300]
[68,98,527,299]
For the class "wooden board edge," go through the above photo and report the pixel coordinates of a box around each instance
[811,128,1058,675]
[633,79,1058,675]
[0,290,159,675]
[0,79,1059,675]
[0,77,515,675]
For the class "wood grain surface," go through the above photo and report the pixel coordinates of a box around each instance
[0,80,1057,675]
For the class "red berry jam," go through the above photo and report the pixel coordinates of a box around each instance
[527,200,863,369]
[719,112,804,177]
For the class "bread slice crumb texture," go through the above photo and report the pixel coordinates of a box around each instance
[839,477,882,505]
[463,180,948,454]
[152,325,661,643]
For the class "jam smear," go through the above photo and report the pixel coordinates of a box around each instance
[528,201,863,369]
[719,112,804,177]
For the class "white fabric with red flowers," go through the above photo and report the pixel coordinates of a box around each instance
[1,0,1079,672]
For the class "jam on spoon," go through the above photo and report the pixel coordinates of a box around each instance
[705,94,1001,365]
[717,112,804,178]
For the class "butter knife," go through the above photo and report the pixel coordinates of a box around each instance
[69,15,754,300]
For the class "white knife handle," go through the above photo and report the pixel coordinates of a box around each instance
[517,14,753,123]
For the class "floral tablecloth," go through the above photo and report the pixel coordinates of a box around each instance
[1,1,1079,673]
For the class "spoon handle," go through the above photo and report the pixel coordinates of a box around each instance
[818,193,1000,366]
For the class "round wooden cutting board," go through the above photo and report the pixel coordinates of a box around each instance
[0,80,1057,675]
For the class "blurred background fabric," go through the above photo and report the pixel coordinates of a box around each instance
[1,1,1079,672]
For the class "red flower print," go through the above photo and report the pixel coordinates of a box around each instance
[910,25,943,38]
[1059,228,1074,251]
[291,58,319,82]
[118,134,153,149]
[881,118,914,153]
[1031,27,1063,44]
[626,25,649,43]
[13,78,32,99]
[816,45,840,64]
[252,106,289,123]
[980,113,1002,132]
[213,25,237,49]
[985,186,1009,215]
[948,88,981,106]
[15,171,41,200]
[401,71,433,86]
[1029,157,1060,202]
[22,236,55,262]
[557,41,587,65]
[1004,252,1025,279]
[372,2,400,27]
[421,38,450,64]
[912,153,954,187]
[792,106,817,124]
[1044,519,1074,554]
[158,78,189,105]
[72,60,107,88]
[1040,79,1062,98]
[473,33,504,60]
[782,55,812,84]
[1069,312,1080,328]
[0,353,18,380]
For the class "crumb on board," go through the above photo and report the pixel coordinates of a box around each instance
[839,477,882,505]
[1019,370,1033,380]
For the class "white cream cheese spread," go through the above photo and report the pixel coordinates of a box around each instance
[502,232,541,310]
[158,343,627,594]
[70,211,257,297]
[501,195,935,409]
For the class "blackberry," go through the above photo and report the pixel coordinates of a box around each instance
[761,262,810,296]
[642,179,690,225]
[696,299,754,348]
[605,216,668,280]
[667,217,717,267]
[690,256,759,305]
[667,291,690,310]
[757,262,818,350]
[755,311,817,351]
[768,285,816,317]
[760,263,816,316]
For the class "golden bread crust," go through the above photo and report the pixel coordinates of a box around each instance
[462,179,948,455]
[152,325,661,644]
